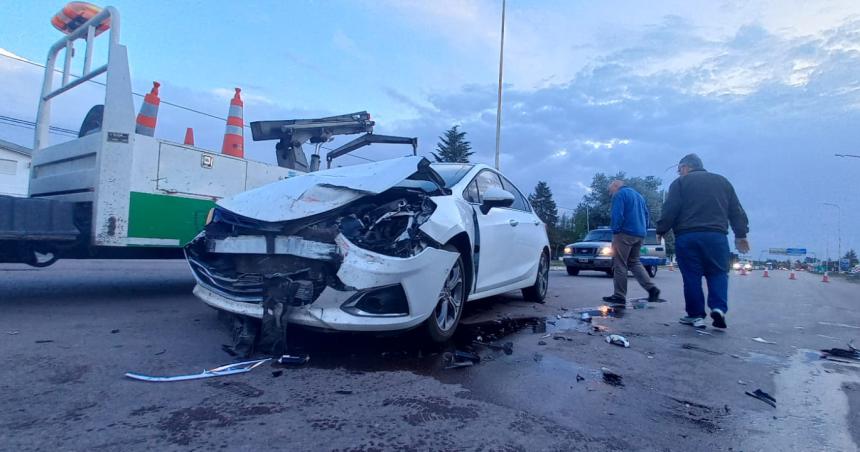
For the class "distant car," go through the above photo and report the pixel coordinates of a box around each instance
[562,228,666,277]
[186,157,550,343]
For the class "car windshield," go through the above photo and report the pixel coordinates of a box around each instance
[583,229,612,242]
[430,164,474,188]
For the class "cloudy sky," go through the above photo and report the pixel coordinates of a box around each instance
[1,0,859,260]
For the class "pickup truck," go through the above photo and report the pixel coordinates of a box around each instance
[562,227,667,277]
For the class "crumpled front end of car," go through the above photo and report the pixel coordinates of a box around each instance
[186,186,459,334]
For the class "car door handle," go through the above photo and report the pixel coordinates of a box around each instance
[509,219,519,227]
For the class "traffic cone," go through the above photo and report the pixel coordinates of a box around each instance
[668,261,675,272]
[789,271,796,280]
[822,272,830,283]
[221,88,244,158]
[740,268,748,276]
[135,81,160,136]
[762,269,769,278]
[184,128,195,146]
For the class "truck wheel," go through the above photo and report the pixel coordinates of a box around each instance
[566,266,579,276]
[646,266,658,278]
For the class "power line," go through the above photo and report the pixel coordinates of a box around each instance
[0,114,78,136]
[0,51,242,126]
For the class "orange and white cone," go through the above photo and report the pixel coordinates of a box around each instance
[762,269,769,278]
[822,272,830,283]
[789,271,797,280]
[668,261,675,272]
[221,88,244,158]
[135,81,160,136]
[184,128,195,146]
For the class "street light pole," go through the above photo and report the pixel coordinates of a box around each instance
[494,0,506,171]
[823,202,842,271]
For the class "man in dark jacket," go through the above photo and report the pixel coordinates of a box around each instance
[656,154,749,329]
[604,180,660,303]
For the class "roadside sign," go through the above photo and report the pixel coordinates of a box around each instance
[768,248,806,256]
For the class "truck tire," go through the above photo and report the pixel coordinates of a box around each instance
[566,266,579,276]
[646,265,658,278]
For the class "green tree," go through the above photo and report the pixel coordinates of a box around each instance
[432,125,473,163]
[843,249,859,266]
[529,181,560,256]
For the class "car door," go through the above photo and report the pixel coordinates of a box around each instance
[500,175,545,283]
[470,170,520,292]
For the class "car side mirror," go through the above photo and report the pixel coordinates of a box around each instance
[481,187,515,214]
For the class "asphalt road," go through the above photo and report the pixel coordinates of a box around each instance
[1,260,859,451]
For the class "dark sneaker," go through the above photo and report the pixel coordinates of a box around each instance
[679,316,706,329]
[710,309,727,329]
[602,295,626,303]
[647,287,661,303]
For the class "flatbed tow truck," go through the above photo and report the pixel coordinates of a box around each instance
[0,4,417,267]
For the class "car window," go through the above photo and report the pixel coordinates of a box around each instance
[583,229,613,242]
[644,230,660,245]
[474,170,504,201]
[463,179,480,203]
[431,164,475,188]
[500,176,530,211]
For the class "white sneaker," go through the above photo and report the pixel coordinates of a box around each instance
[679,316,706,329]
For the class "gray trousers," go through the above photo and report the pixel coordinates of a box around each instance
[612,232,656,298]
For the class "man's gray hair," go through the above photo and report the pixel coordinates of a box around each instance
[679,153,704,170]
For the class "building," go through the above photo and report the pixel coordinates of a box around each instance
[0,138,31,197]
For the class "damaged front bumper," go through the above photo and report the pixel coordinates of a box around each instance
[188,233,458,332]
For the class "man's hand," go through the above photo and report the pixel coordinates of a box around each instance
[735,238,750,254]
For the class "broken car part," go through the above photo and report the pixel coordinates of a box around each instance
[745,389,776,408]
[605,334,630,348]
[125,358,271,382]
[601,367,623,386]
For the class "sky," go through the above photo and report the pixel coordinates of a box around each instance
[1,0,859,260]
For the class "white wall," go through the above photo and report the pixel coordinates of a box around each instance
[0,148,30,197]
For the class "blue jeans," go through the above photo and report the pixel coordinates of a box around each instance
[675,232,730,318]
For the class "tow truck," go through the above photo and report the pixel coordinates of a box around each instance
[0,4,417,267]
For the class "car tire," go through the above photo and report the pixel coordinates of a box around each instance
[605,269,614,277]
[425,246,466,343]
[646,265,657,278]
[566,266,579,276]
[522,251,549,302]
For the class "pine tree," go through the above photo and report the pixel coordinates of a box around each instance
[529,181,559,227]
[432,125,474,163]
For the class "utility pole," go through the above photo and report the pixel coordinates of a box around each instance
[823,202,842,271]
[494,0,506,170]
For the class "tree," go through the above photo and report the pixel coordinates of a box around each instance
[844,249,859,266]
[432,125,473,163]
[529,181,560,256]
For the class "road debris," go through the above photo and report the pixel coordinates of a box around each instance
[681,343,722,355]
[154,349,166,356]
[110,329,120,334]
[752,337,776,345]
[271,370,283,378]
[125,358,271,382]
[538,340,547,346]
[580,312,592,323]
[533,353,543,363]
[335,390,354,395]
[817,322,860,330]
[745,389,776,408]
[277,354,310,366]
[695,330,713,336]
[576,374,585,382]
[605,334,630,348]
[738,380,747,385]
[35,339,54,344]
[601,367,623,386]
[7,331,19,335]
[443,350,480,369]
[592,325,608,333]
[820,341,860,362]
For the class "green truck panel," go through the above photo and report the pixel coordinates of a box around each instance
[127,192,215,246]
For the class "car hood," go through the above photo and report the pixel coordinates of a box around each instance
[569,241,611,248]
[217,156,445,223]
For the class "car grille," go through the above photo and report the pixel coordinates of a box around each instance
[573,247,597,256]
[188,257,265,303]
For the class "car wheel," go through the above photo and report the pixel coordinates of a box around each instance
[605,269,614,277]
[566,266,579,276]
[425,248,466,343]
[646,265,657,278]
[522,251,549,302]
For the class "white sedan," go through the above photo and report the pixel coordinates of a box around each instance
[186,156,549,343]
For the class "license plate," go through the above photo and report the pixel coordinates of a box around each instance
[578,258,590,263]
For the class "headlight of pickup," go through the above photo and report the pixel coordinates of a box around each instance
[599,246,613,256]
[563,246,572,255]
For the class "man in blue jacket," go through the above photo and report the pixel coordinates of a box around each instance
[604,180,661,303]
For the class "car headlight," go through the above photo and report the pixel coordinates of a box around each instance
[205,208,215,225]
[744,263,752,270]
[732,262,741,270]
[599,246,613,256]
[563,246,573,255]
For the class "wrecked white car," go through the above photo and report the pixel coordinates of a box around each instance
[186,156,549,346]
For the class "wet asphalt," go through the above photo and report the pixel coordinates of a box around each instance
[1,260,859,451]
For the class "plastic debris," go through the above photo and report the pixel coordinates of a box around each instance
[820,341,860,362]
[7,331,20,335]
[125,358,271,382]
[277,354,310,365]
[605,334,630,348]
[752,337,776,344]
[601,367,623,386]
[745,389,776,407]
[681,343,722,355]
[580,312,592,323]
[443,350,481,369]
